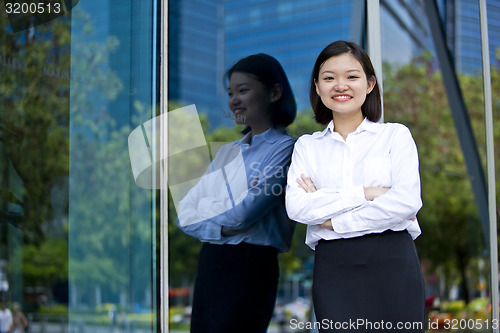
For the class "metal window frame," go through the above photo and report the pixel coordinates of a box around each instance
[160,0,169,332]
[479,0,499,329]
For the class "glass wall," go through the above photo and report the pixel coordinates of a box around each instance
[167,0,500,332]
[2,0,499,332]
[1,1,159,332]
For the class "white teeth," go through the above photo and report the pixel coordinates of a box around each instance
[334,96,351,100]
[235,114,246,122]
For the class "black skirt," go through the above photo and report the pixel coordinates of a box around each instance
[313,230,425,333]
[190,242,279,333]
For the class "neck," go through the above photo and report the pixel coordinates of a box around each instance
[332,112,364,140]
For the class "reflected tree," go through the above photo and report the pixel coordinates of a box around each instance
[384,52,500,303]
[0,5,71,243]
[0,4,155,313]
[0,3,74,307]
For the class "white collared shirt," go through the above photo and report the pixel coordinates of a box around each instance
[285,118,422,249]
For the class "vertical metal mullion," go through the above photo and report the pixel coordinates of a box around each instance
[479,1,499,331]
[366,0,384,122]
[160,0,169,331]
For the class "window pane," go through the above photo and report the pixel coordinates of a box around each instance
[167,0,362,331]
[381,0,500,325]
[0,1,159,332]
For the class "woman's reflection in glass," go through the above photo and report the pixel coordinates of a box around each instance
[177,54,297,333]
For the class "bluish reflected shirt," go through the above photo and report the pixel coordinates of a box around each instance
[177,128,296,252]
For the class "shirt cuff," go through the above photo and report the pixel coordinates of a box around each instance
[331,211,355,233]
[202,222,223,241]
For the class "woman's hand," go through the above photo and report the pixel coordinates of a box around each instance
[319,219,332,230]
[364,186,391,201]
[297,174,317,193]
[221,226,240,237]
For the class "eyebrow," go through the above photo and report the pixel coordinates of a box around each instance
[227,83,250,91]
[320,69,362,75]
[228,83,250,89]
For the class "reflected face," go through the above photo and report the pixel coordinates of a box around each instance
[315,53,375,118]
[227,72,273,132]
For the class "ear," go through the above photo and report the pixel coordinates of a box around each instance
[270,84,283,103]
[367,76,376,94]
[314,79,320,95]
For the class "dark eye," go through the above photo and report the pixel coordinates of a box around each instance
[348,75,359,79]
[323,76,334,81]
[239,88,248,93]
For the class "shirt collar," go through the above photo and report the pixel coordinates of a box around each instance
[238,127,284,146]
[356,118,379,133]
[313,118,378,139]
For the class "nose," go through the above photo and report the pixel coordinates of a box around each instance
[334,80,348,91]
[229,94,240,107]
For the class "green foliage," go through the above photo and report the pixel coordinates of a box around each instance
[21,238,68,288]
[39,304,68,315]
[441,300,467,314]
[0,11,72,243]
[286,109,324,138]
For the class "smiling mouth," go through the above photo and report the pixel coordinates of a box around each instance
[332,95,352,101]
[235,114,247,122]
[232,109,246,122]
[226,109,246,123]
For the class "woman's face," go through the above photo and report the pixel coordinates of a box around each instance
[227,72,275,133]
[315,53,375,118]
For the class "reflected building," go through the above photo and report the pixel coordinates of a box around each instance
[224,0,362,114]
[439,0,500,74]
[168,0,363,128]
[168,0,227,129]
[381,0,431,65]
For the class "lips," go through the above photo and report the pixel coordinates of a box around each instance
[332,94,352,101]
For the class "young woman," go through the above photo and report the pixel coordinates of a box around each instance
[286,41,425,332]
[178,54,297,333]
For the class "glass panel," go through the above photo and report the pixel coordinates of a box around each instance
[68,1,158,332]
[1,0,159,332]
[381,0,499,330]
[167,0,362,331]
[0,2,74,331]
